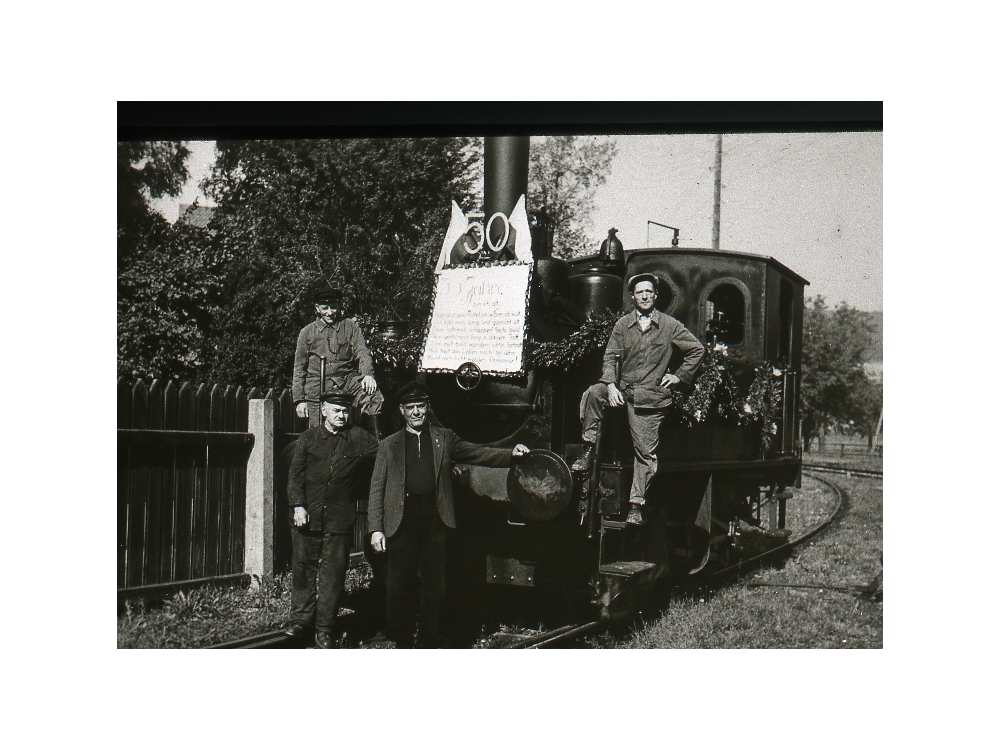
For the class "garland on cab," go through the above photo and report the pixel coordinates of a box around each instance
[358,311,785,449]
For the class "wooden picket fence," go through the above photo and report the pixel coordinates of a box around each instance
[118,377,373,601]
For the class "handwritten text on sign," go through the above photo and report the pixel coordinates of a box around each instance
[420,264,531,373]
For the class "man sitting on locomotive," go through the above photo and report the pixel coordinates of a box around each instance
[573,273,705,525]
[292,284,384,428]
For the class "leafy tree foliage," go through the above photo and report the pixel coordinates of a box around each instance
[118,219,224,380]
[844,377,883,450]
[528,135,617,258]
[118,141,190,246]
[202,138,480,388]
[800,296,881,449]
[118,141,227,380]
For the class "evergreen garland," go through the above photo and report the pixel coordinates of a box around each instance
[355,315,422,371]
[357,309,786,452]
[526,309,623,370]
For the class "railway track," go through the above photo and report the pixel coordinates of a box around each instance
[207,606,378,649]
[802,463,882,480]
[210,471,867,650]
[206,629,299,649]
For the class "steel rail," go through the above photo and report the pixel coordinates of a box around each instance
[801,463,882,480]
[523,620,604,648]
[674,470,846,592]
[206,607,374,649]
[205,630,298,649]
[501,620,604,649]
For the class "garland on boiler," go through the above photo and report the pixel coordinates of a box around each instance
[355,315,422,371]
[358,310,785,450]
[526,309,624,370]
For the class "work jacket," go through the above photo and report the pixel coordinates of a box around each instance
[601,308,706,409]
[292,317,375,404]
[287,424,378,533]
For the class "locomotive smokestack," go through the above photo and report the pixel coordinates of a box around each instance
[484,136,530,249]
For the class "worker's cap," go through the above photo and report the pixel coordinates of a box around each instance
[319,391,354,407]
[396,381,430,405]
[627,272,659,293]
[312,285,343,305]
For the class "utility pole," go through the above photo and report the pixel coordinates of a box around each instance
[870,405,884,455]
[712,133,722,250]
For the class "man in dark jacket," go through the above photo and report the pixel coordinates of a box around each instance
[368,381,529,648]
[574,273,705,525]
[292,284,384,428]
[284,391,378,648]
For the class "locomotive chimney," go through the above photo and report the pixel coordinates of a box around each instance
[484,136,530,252]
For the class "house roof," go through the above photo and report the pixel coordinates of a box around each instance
[178,203,217,229]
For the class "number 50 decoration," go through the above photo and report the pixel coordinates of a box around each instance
[435,194,533,272]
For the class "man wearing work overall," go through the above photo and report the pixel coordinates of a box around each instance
[292,284,384,428]
[284,391,378,648]
[574,273,705,525]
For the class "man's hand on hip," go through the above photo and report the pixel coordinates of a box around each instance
[607,382,625,408]
[660,373,681,388]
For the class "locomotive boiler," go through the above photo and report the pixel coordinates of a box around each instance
[417,137,808,622]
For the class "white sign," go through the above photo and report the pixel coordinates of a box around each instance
[420,264,532,374]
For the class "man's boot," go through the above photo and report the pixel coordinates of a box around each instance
[314,631,336,649]
[626,500,645,526]
[571,443,595,473]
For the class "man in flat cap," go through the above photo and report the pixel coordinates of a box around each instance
[368,381,530,648]
[292,284,383,428]
[574,272,705,525]
[284,391,379,648]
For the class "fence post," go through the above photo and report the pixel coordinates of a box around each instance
[245,398,274,586]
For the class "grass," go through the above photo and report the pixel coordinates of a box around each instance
[118,564,374,649]
[622,475,882,648]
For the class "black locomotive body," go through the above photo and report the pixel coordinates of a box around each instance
[424,243,808,621]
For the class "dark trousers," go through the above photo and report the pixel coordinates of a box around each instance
[385,494,448,648]
[290,529,350,634]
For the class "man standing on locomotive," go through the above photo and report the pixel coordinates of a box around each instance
[368,381,530,648]
[284,391,379,648]
[292,284,384,428]
[573,273,705,525]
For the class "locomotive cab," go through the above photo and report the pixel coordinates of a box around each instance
[568,248,808,619]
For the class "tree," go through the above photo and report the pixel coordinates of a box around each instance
[118,140,228,381]
[117,218,224,380]
[203,137,480,388]
[528,135,617,258]
[843,378,883,451]
[118,142,190,255]
[800,296,880,450]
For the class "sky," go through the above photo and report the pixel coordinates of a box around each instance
[153,132,882,311]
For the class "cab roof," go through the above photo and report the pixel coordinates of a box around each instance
[622,247,810,287]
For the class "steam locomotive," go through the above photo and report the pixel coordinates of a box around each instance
[411,137,808,623]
